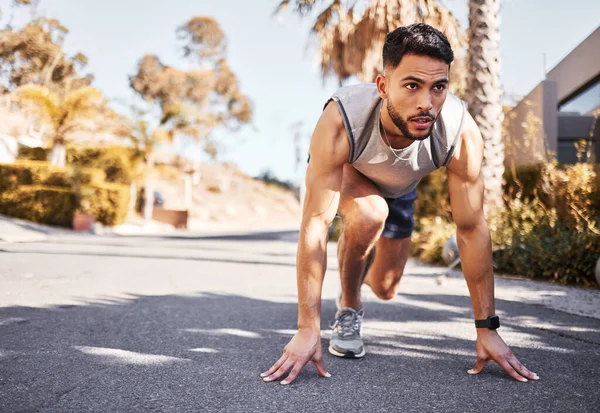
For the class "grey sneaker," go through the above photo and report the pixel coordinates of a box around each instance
[328,307,365,358]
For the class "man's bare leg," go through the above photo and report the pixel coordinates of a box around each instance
[336,165,388,310]
[363,236,411,300]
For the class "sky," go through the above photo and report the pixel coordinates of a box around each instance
[1,0,599,183]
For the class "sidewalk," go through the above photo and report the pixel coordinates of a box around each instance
[0,215,301,243]
[0,215,64,243]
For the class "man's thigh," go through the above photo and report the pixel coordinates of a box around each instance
[337,165,385,217]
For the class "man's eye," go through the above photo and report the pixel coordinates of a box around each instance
[433,84,446,91]
[406,83,417,90]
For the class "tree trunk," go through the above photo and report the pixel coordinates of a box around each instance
[465,0,505,215]
[48,139,66,167]
[143,152,155,222]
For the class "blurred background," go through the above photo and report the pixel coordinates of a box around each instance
[0,0,598,286]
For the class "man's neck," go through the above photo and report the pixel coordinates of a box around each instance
[380,107,413,150]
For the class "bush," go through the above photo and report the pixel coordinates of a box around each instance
[0,161,129,227]
[67,146,135,184]
[490,161,600,286]
[410,160,600,286]
[503,163,543,202]
[80,182,130,226]
[492,208,600,286]
[410,217,456,264]
[415,168,451,220]
[17,146,48,161]
[17,145,143,185]
[0,161,105,190]
[0,185,76,227]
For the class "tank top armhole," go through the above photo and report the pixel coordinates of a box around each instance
[326,97,356,163]
[442,101,468,167]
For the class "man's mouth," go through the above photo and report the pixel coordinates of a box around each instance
[409,116,434,130]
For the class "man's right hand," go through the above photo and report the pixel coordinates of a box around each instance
[261,328,331,385]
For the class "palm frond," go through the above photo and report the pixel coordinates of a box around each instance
[14,85,60,127]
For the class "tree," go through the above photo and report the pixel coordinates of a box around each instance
[0,15,93,94]
[464,0,504,214]
[128,16,253,220]
[276,0,466,95]
[14,85,126,166]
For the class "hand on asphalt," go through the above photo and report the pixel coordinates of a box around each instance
[468,329,540,382]
[261,328,331,385]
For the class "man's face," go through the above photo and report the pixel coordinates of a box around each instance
[378,53,449,141]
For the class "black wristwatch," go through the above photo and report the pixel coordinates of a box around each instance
[475,315,500,329]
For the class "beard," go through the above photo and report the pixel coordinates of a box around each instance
[387,100,436,141]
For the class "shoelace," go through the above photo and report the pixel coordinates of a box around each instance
[331,310,361,337]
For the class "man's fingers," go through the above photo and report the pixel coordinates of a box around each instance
[509,354,539,381]
[263,358,295,382]
[261,353,288,379]
[467,357,488,375]
[312,354,331,378]
[497,357,528,382]
[281,361,306,385]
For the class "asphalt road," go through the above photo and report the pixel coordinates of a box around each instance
[0,232,599,412]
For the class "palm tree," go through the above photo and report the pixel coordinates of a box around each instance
[14,85,116,166]
[464,0,504,214]
[277,0,467,95]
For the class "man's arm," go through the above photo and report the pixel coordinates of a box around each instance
[262,101,349,385]
[447,112,539,382]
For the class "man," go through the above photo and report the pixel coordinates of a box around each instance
[261,23,539,385]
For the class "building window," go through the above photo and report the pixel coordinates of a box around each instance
[559,79,600,116]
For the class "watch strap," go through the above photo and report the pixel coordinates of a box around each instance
[475,315,500,329]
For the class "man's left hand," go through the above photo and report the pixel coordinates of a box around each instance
[468,329,540,382]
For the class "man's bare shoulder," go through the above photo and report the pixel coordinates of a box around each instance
[446,111,483,181]
[310,101,350,167]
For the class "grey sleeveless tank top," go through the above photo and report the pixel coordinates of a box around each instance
[327,83,467,199]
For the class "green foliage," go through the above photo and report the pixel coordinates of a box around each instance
[80,182,130,226]
[66,146,137,184]
[410,217,456,264]
[0,185,76,227]
[17,146,48,161]
[17,145,142,185]
[0,160,105,190]
[491,207,600,286]
[0,161,130,227]
[489,161,600,286]
[255,170,296,192]
[503,163,543,202]
[415,168,451,220]
[411,160,599,286]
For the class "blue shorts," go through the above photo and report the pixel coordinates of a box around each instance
[382,189,417,239]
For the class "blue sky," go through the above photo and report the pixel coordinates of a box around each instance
[2,0,599,183]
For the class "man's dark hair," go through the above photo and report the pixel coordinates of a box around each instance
[382,23,454,70]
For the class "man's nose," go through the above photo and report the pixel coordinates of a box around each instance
[417,93,433,112]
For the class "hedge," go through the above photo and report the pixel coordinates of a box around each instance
[80,182,130,226]
[0,185,76,227]
[0,161,130,227]
[17,145,144,185]
[0,161,105,191]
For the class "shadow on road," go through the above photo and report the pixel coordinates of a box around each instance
[1,292,599,412]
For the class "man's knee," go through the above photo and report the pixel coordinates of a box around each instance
[344,196,388,236]
[370,270,403,301]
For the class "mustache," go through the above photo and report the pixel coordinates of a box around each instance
[408,111,435,120]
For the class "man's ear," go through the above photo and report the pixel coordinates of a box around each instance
[376,73,387,99]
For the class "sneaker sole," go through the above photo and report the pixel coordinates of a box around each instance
[328,345,366,358]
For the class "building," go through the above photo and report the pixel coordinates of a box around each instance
[505,26,600,167]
